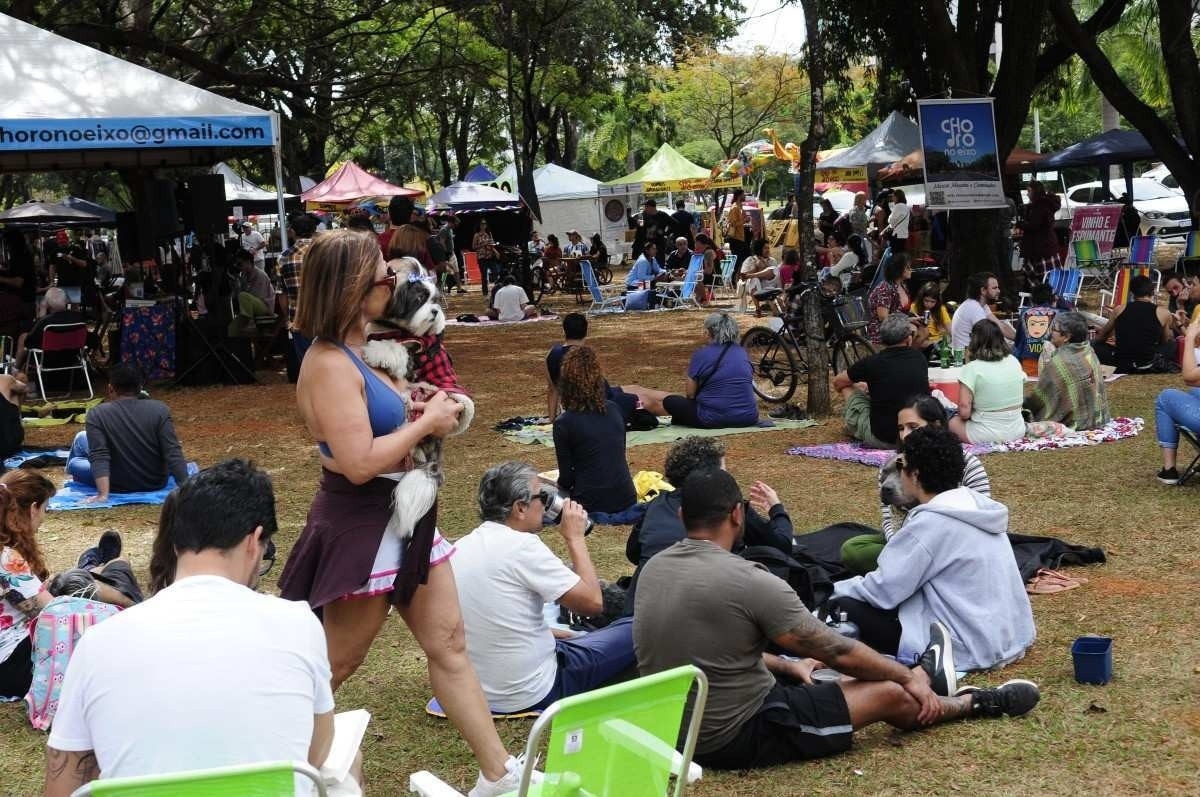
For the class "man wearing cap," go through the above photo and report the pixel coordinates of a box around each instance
[633,467,1040,772]
[451,462,635,714]
[239,223,267,269]
[563,230,588,257]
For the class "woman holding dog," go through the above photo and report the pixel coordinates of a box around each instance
[278,230,528,795]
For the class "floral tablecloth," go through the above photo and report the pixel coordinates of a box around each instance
[121,303,175,380]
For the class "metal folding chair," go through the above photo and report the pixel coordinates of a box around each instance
[27,322,93,400]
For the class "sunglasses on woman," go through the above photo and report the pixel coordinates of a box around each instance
[372,267,398,292]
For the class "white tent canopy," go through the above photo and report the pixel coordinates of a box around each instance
[0,14,279,172]
[211,162,292,203]
[491,163,603,237]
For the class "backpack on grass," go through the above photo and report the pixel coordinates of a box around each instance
[26,595,118,730]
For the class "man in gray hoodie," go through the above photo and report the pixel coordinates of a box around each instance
[832,426,1036,672]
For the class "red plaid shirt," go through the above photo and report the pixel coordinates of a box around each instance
[279,237,312,325]
[366,331,469,396]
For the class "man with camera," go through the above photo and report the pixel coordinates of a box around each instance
[451,461,635,714]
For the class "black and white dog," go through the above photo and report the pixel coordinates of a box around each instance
[362,257,474,541]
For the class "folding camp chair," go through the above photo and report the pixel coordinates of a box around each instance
[70,760,327,796]
[1046,267,1084,307]
[656,253,703,310]
[409,665,709,797]
[717,254,737,298]
[1071,238,1121,291]
[27,322,93,400]
[1176,426,1200,487]
[1100,265,1161,316]
[582,261,625,314]
[1177,231,1200,275]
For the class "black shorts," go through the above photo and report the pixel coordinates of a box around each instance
[662,394,703,428]
[696,680,854,770]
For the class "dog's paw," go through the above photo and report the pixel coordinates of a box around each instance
[449,394,475,436]
[362,340,410,382]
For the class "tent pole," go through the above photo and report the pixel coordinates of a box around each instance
[271,113,289,251]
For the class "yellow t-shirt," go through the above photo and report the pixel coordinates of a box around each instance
[925,306,952,343]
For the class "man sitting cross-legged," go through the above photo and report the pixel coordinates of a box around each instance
[452,461,636,714]
[830,426,1036,672]
[834,313,929,449]
[45,459,355,796]
[66,364,189,503]
[634,467,1040,771]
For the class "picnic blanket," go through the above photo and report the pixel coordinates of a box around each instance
[786,417,1144,467]
[21,398,102,427]
[498,415,818,448]
[445,314,559,328]
[48,462,199,511]
[4,448,70,470]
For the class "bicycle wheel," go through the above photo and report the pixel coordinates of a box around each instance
[832,332,876,374]
[596,266,613,285]
[741,326,799,403]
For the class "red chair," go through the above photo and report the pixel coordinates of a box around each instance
[27,322,93,400]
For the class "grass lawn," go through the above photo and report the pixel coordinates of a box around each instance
[1,287,1198,796]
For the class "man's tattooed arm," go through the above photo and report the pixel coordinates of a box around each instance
[45,747,100,797]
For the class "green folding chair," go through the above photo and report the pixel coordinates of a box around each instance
[410,665,709,797]
[70,760,327,796]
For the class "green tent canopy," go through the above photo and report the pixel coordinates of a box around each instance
[602,143,741,193]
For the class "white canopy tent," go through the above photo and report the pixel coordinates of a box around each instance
[211,162,292,204]
[492,163,603,238]
[0,13,289,246]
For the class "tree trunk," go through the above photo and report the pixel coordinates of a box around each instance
[799,0,830,418]
[946,210,1010,299]
[1049,0,1199,212]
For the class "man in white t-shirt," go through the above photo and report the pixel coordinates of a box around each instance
[452,461,635,713]
[488,276,538,322]
[950,271,1015,349]
[45,460,345,797]
[240,222,267,267]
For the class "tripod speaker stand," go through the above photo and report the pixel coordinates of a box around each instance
[172,237,258,387]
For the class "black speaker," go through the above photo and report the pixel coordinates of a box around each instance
[116,211,153,262]
[137,178,180,240]
[183,174,227,235]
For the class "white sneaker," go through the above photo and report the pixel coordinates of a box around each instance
[467,755,542,797]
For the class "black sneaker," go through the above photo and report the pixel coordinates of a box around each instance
[1157,467,1180,485]
[97,530,122,564]
[964,679,1041,718]
[918,621,957,696]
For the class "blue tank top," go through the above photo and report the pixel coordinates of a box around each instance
[317,343,407,457]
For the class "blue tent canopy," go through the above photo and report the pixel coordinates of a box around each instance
[464,164,497,182]
[61,196,117,225]
[1037,129,1164,169]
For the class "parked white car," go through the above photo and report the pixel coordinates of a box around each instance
[1059,178,1191,238]
[1141,163,1181,192]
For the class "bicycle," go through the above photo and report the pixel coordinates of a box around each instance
[529,258,612,303]
[740,283,876,403]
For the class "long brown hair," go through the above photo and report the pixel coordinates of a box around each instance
[292,230,380,342]
[388,225,429,260]
[0,470,56,580]
[559,346,607,415]
[148,490,178,596]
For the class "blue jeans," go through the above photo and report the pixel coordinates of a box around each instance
[528,617,636,711]
[67,430,95,485]
[1154,387,1200,449]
